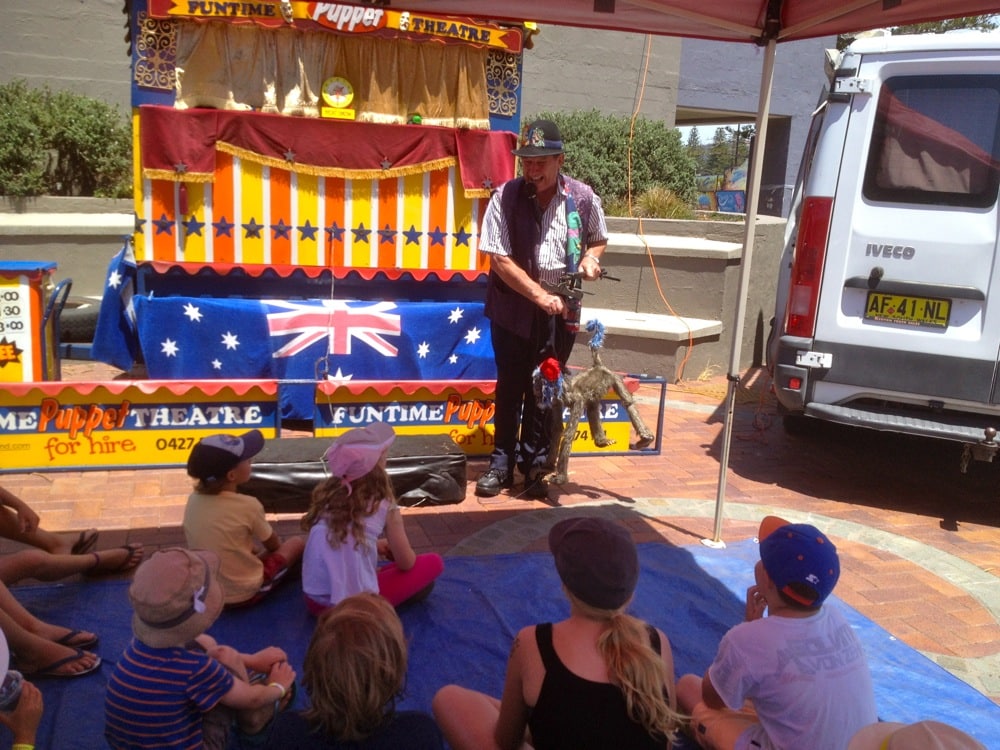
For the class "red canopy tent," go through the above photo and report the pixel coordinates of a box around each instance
[387,0,1000,543]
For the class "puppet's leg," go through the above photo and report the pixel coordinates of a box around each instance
[610,373,655,449]
[548,398,582,485]
[586,397,615,448]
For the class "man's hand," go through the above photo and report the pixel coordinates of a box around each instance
[745,584,767,621]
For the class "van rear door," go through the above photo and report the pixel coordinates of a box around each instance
[812,50,1000,409]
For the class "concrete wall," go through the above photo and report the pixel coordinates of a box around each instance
[677,37,835,215]
[521,27,681,123]
[0,0,132,114]
[565,216,785,380]
[0,198,133,299]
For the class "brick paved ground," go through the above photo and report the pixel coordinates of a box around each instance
[3,362,999,704]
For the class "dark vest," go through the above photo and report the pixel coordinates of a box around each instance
[484,175,596,339]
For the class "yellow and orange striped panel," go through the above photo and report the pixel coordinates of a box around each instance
[136,154,487,273]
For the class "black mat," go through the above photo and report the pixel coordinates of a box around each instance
[240,435,467,511]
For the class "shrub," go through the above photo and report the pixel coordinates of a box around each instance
[527,110,698,211]
[0,80,132,198]
[633,184,696,219]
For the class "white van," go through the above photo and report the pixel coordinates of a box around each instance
[768,32,1000,467]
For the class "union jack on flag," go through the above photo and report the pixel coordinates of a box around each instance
[266,300,401,358]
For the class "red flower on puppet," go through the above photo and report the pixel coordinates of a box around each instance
[540,357,561,382]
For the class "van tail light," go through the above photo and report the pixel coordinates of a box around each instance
[784,196,833,338]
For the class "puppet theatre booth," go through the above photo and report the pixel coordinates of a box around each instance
[81,1,526,502]
[101,0,525,423]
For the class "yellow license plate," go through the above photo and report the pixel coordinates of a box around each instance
[864,292,950,329]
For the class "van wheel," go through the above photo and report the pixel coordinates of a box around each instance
[782,414,816,436]
[59,298,100,343]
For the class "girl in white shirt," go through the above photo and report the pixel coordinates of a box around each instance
[301,423,443,615]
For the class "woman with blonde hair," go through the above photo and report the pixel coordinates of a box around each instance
[433,516,686,750]
[263,592,444,749]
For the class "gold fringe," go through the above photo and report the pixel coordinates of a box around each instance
[357,112,408,126]
[143,168,214,183]
[217,141,457,179]
[464,188,493,199]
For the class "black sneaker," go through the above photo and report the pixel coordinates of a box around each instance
[475,468,512,497]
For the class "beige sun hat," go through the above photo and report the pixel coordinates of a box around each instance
[848,720,985,750]
[129,547,225,648]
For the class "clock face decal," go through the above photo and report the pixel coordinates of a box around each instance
[322,77,354,108]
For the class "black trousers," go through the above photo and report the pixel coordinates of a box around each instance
[488,314,575,476]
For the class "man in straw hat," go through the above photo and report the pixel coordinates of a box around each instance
[849,720,986,750]
[676,516,877,750]
[105,547,297,749]
[475,119,608,500]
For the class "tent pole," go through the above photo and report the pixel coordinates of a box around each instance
[705,38,777,547]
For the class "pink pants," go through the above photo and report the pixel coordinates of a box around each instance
[305,552,445,616]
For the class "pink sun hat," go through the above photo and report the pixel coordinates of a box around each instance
[324,422,395,492]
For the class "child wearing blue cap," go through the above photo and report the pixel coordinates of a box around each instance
[183,430,305,607]
[676,516,877,750]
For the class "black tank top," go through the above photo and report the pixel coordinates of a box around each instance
[526,622,668,750]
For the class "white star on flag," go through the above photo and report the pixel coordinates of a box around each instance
[222,332,240,350]
[449,354,458,364]
[464,327,482,345]
[326,368,353,382]
[212,359,222,370]
[161,338,178,357]
[183,303,203,322]
[108,270,122,289]
[448,307,464,324]
[417,342,430,358]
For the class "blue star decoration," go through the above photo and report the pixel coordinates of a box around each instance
[271,219,292,240]
[213,216,235,238]
[403,225,422,245]
[297,220,318,241]
[183,215,205,236]
[352,223,371,244]
[242,218,264,239]
[378,224,396,245]
[428,226,447,246]
[453,226,472,246]
[153,213,174,236]
[325,222,345,242]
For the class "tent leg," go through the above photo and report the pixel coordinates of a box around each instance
[705,38,777,547]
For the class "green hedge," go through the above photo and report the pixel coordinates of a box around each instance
[527,110,698,210]
[0,80,132,198]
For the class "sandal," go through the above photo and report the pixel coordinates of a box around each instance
[22,649,102,679]
[85,543,144,576]
[70,529,100,555]
[55,629,99,651]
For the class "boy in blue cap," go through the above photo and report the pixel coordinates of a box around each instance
[184,430,305,607]
[676,516,877,750]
